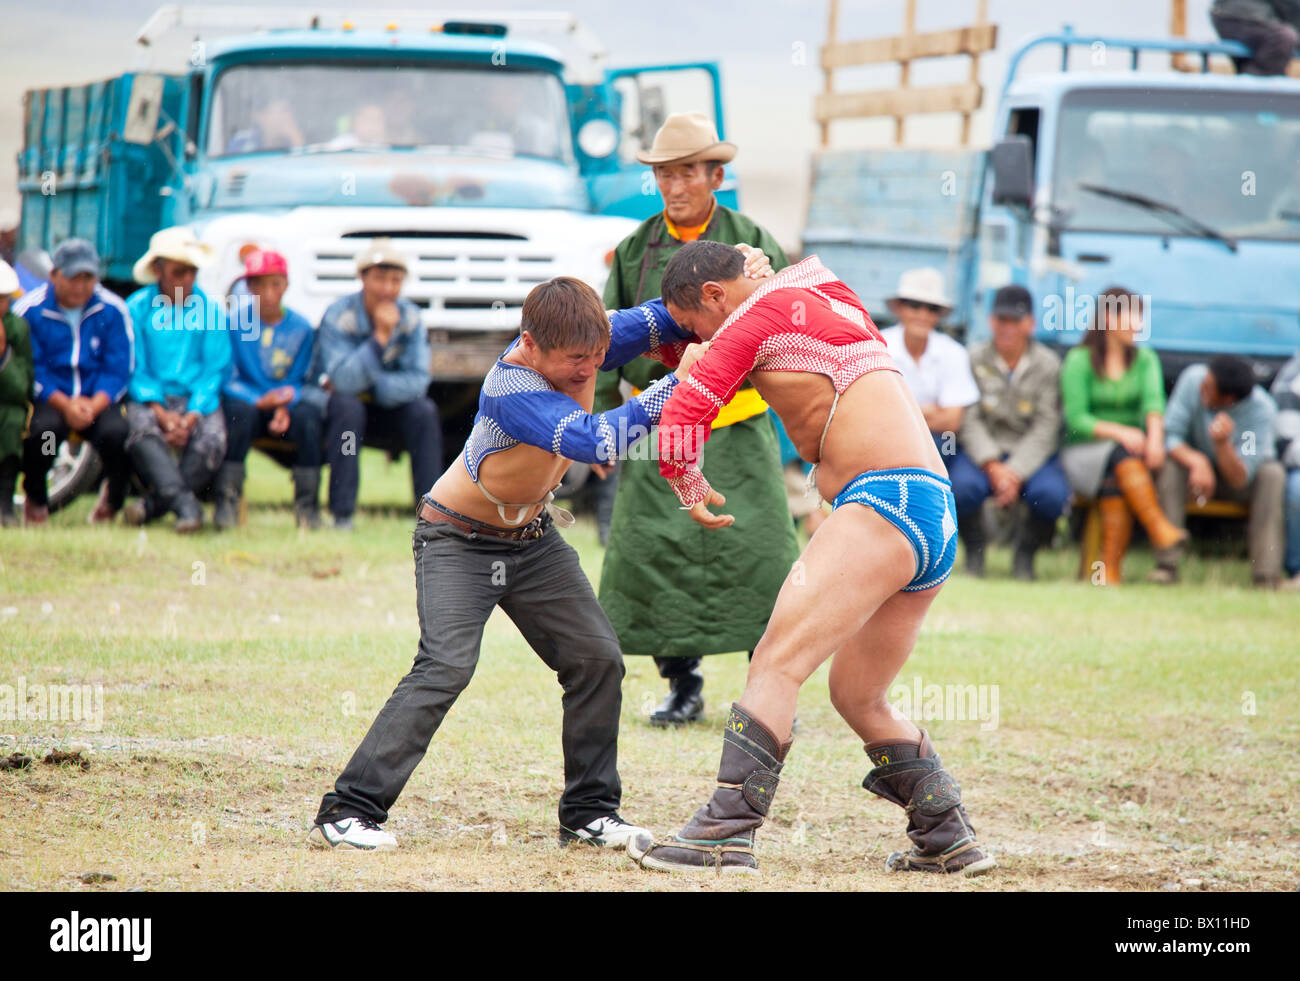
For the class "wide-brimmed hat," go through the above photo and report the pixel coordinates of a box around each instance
[0,259,21,298]
[133,227,215,284]
[887,268,952,312]
[636,112,737,166]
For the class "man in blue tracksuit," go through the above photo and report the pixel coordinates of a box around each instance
[15,239,134,525]
[218,248,322,529]
[301,239,440,530]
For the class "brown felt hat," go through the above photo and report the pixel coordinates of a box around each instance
[636,112,737,166]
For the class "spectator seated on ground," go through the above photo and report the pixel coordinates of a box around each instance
[14,239,133,527]
[1059,286,1185,586]
[300,238,441,531]
[1271,348,1300,589]
[0,259,34,527]
[122,228,231,533]
[952,285,1069,580]
[879,268,979,474]
[217,248,322,530]
[1150,355,1284,587]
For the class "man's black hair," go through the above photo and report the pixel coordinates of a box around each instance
[1208,354,1255,403]
[661,240,745,311]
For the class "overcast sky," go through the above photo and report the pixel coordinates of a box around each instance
[0,0,1225,247]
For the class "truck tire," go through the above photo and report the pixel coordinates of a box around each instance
[45,440,103,512]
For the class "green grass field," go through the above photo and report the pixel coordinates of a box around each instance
[1,450,1297,891]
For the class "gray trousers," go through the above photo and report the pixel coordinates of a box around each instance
[125,396,227,485]
[1156,459,1285,582]
[317,509,626,830]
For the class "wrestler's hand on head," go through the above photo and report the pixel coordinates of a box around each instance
[735,243,774,280]
[687,489,735,529]
[674,341,710,381]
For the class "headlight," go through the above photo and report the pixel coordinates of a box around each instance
[577,119,619,160]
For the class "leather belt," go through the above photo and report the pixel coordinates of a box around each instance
[417,497,547,541]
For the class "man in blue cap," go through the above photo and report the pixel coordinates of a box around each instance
[14,238,134,525]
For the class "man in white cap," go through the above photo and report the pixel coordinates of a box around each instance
[301,238,440,530]
[0,259,33,527]
[595,112,798,727]
[14,238,134,525]
[879,269,979,489]
[122,227,230,532]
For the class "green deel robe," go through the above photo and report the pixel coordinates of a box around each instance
[596,205,800,657]
[0,311,34,462]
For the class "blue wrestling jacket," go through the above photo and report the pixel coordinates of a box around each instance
[462,299,692,483]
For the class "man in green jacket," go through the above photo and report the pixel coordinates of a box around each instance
[595,112,799,726]
[0,261,34,527]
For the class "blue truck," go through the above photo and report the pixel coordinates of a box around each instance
[15,6,737,506]
[804,29,1300,383]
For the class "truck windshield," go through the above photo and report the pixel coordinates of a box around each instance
[207,62,572,162]
[1053,89,1300,243]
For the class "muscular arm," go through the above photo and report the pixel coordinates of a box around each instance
[600,299,695,372]
[492,370,680,465]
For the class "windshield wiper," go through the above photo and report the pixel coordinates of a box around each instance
[1078,182,1238,253]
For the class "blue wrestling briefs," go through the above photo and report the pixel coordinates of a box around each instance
[831,468,958,592]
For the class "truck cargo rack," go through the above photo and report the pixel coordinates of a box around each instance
[1001,28,1253,101]
[134,5,608,69]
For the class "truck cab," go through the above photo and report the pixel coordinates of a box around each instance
[979,34,1300,383]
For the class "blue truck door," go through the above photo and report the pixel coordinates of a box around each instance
[580,62,737,221]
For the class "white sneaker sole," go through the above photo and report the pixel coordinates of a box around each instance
[307,825,397,851]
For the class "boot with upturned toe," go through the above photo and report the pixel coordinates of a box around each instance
[630,703,790,875]
[650,663,704,727]
[863,729,996,877]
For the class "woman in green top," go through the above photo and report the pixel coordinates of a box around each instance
[1060,286,1186,583]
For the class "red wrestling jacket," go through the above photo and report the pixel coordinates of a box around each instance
[658,255,899,507]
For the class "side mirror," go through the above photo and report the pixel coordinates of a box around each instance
[639,85,666,145]
[990,136,1033,209]
[123,74,164,146]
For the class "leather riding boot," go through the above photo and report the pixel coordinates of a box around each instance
[630,704,791,875]
[1012,514,1054,581]
[650,661,705,727]
[960,511,986,577]
[1098,496,1133,586]
[292,466,322,529]
[0,461,17,527]
[1114,457,1187,550]
[212,461,245,531]
[126,436,185,527]
[863,729,995,877]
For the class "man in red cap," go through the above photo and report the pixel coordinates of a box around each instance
[217,249,323,528]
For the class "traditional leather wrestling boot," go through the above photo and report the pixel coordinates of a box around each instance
[292,466,322,529]
[1098,496,1133,586]
[1114,457,1187,550]
[629,704,790,875]
[863,729,996,877]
